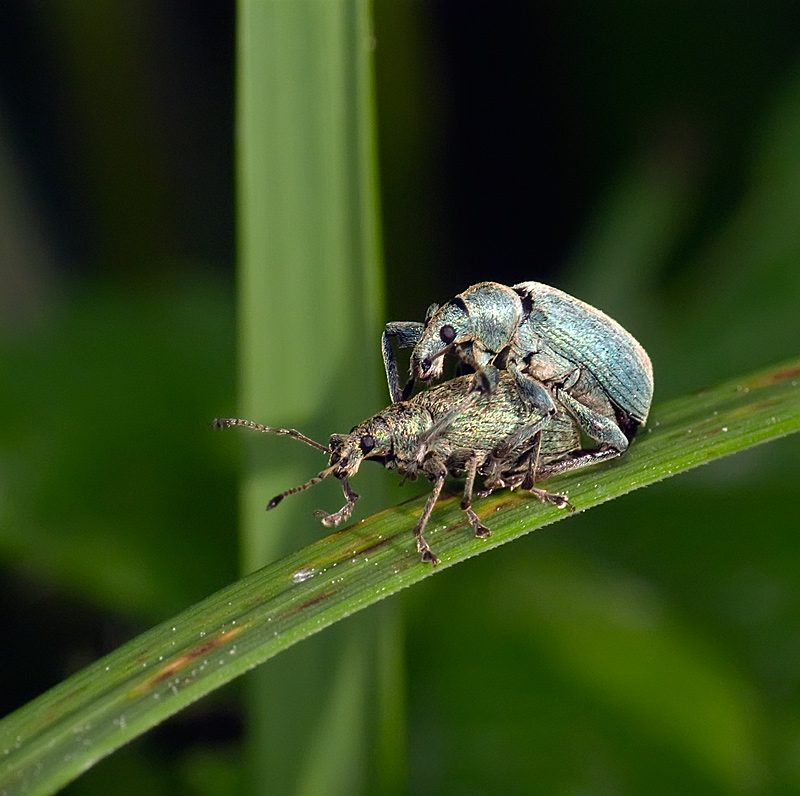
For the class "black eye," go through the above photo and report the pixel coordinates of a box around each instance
[360,434,375,454]
[440,324,456,344]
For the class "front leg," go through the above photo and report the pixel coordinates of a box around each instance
[313,475,360,527]
[382,321,425,403]
[451,346,499,396]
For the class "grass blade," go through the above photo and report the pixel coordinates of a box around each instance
[235,2,393,792]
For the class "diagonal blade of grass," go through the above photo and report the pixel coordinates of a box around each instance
[1,357,799,796]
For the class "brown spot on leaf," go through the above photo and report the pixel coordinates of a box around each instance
[130,624,246,696]
[744,365,800,389]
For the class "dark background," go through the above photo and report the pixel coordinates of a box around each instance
[2,2,800,794]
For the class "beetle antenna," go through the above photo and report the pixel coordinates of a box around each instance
[266,464,337,510]
[403,342,456,400]
[450,345,496,395]
[212,418,329,453]
[427,342,454,364]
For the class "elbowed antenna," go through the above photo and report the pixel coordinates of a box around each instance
[212,417,329,453]
[213,416,348,516]
[266,464,337,511]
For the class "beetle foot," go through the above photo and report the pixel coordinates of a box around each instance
[314,504,354,527]
[464,507,491,538]
[472,370,492,395]
[476,480,505,497]
[417,536,439,566]
[479,470,526,495]
[528,487,574,511]
[502,473,527,490]
[479,473,504,493]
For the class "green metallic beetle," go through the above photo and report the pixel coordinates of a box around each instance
[382,280,653,463]
[215,372,597,565]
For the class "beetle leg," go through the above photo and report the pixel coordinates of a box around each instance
[513,456,574,510]
[490,410,551,460]
[519,436,575,509]
[479,458,574,509]
[480,430,537,493]
[449,345,498,395]
[460,454,490,537]
[559,366,581,392]
[508,360,557,415]
[382,321,425,403]
[485,440,575,510]
[479,389,553,491]
[313,476,360,527]
[412,467,446,565]
[556,388,629,453]
[535,446,623,480]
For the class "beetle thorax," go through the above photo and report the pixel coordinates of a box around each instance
[411,282,524,380]
[463,282,524,356]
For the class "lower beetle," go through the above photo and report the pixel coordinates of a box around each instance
[216,372,614,565]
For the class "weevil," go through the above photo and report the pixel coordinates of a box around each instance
[215,372,591,566]
[382,280,653,468]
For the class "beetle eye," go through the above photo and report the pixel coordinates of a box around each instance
[360,434,375,454]
[440,324,456,344]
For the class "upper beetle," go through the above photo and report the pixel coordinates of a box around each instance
[382,280,653,458]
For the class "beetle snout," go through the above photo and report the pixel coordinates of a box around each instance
[331,445,365,477]
[417,357,441,382]
[413,351,443,381]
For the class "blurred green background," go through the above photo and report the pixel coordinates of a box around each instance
[2,1,800,794]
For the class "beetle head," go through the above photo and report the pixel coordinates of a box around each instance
[264,414,395,512]
[411,298,472,382]
[328,416,394,478]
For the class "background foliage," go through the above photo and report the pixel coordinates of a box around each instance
[1,2,800,794]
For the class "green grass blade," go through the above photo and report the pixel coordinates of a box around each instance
[1,357,799,796]
[236,2,393,792]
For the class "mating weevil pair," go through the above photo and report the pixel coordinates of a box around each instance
[383,281,653,460]
[215,280,653,565]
